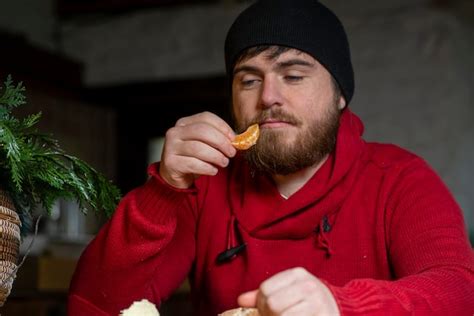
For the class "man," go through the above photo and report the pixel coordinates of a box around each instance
[68,0,474,315]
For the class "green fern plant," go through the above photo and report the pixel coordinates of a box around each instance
[0,75,121,232]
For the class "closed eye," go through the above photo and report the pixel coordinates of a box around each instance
[241,79,261,88]
[284,76,304,83]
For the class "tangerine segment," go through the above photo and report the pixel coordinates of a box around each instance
[231,124,260,150]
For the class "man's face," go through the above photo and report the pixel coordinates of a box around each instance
[231,48,346,175]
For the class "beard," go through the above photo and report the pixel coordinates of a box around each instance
[235,104,341,176]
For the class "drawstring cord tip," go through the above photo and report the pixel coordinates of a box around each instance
[216,243,247,264]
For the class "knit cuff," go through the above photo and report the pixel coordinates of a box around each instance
[68,294,109,316]
[132,162,197,225]
[325,280,385,315]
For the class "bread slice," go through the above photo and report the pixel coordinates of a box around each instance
[120,299,160,316]
[219,307,260,316]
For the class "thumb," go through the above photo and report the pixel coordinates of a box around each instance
[237,289,259,307]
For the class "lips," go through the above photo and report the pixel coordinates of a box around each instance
[259,119,293,128]
[250,109,301,129]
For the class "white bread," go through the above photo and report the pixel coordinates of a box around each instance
[119,299,160,316]
[219,307,260,316]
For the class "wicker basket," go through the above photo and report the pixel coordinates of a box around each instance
[0,190,21,307]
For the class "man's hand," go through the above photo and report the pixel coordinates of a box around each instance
[159,112,237,189]
[238,267,340,316]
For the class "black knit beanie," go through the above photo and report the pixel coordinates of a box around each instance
[225,0,355,104]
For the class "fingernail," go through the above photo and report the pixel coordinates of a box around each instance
[222,158,229,167]
[229,146,237,157]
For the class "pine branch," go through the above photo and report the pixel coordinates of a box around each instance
[0,121,24,190]
[0,76,121,231]
[0,75,26,116]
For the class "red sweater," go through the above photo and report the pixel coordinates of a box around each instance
[68,110,474,315]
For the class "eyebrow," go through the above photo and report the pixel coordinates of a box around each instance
[233,65,260,76]
[233,59,315,76]
[275,59,315,70]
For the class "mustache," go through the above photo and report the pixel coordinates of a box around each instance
[247,108,302,127]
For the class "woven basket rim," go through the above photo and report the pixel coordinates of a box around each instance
[0,190,16,210]
[0,207,21,226]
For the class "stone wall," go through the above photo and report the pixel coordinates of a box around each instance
[0,0,57,51]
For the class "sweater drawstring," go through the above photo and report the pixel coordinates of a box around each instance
[316,215,333,257]
[227,214,237,250]
[216,214,246,264]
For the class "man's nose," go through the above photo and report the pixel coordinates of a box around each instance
[259,77,283,108]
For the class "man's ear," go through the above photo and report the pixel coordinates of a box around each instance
[338,95,347,110]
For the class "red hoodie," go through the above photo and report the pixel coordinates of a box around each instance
[68,110,474,315]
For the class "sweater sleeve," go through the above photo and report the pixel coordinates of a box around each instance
[327,159,474,315]
[68,163,197,315]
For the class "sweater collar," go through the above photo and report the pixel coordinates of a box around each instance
[227,109,365,240]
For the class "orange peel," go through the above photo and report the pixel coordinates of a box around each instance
[231,124,260,150]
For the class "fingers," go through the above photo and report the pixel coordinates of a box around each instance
[181,140,230,168]
[167,154,221,177]
[238,290,259,307]
[159,111,237,189]
[243,268,340,316]
[259,278,315,315]
[170,123,236,158]
[176,111,236,140]
[271,301,311,316]
[260,267,310,297]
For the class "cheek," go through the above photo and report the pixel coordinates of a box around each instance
[232,91,257,122]
[299,82,334,114]
[231,92,244,123]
